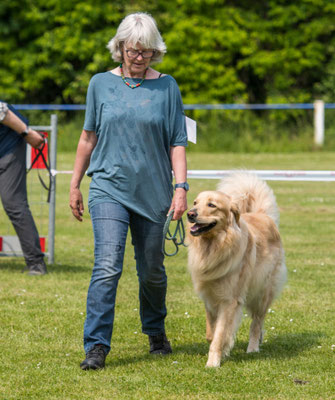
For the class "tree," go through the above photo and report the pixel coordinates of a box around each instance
[1,0,335,105]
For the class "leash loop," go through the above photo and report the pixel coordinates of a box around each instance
[162,209,187,257]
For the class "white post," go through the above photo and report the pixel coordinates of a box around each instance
[314,100,324,146]
[48,114,57,264]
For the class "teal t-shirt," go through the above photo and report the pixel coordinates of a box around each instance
[84,72,188,224]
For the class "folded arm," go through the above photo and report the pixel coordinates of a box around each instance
[1,104,44,148]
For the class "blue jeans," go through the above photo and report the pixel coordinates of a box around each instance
[84,201,167,354]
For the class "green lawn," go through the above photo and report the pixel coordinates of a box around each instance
[0,152,334,399]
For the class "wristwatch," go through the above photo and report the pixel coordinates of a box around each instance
[20,126,29,137]
[174,182,189,191]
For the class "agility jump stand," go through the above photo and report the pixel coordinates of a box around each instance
[0,114,57,264]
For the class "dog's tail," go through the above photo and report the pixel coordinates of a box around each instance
[217,172,280,226]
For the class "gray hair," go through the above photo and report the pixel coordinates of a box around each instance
[107,12,167,64]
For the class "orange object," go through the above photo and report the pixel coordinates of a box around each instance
[39,237,46,252]
[30,132,48,169]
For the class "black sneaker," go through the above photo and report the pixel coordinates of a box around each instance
[27,261,47,276]
[149,333,172,355]
[80,345,106,370]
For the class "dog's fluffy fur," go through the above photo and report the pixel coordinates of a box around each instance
[187,172,287,367]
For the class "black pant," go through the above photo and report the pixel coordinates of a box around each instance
[0,141,44,266]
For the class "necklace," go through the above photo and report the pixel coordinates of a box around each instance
[120,63,148,89]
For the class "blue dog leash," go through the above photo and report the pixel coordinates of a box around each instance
[162,209,187,257]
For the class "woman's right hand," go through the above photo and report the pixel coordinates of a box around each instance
[69,187,84,221]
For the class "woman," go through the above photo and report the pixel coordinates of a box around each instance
[70,12,188,370]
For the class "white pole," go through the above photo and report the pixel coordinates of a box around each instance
[48,114,57,264]
[314,100,324,146]
[187,170,335,181]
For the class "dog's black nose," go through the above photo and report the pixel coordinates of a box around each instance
[187,209,197,222]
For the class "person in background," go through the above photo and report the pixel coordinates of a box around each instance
[70,12,188,370]
[0,101,47,275]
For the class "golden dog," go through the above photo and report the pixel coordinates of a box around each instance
[186,172,287,367]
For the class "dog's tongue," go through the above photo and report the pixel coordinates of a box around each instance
[190,224,203,232]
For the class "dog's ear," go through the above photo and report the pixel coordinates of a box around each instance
[230,203,240,226]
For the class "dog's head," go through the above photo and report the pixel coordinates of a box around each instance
[187,191,240,237]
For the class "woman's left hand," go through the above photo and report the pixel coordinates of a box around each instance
[25,129,45,149]
[168,188,188,220]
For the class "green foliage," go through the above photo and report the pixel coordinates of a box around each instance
[0,0,124,102]
[186,109,316,153]
[1,0,335,107]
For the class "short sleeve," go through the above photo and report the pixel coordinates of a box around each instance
[168,79,188,147]
[8,103,29,125]
[0,101,9,122]
[83,76,97,131]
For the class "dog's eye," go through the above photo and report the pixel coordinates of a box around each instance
[193,201,197,205]
[208,203,216,208]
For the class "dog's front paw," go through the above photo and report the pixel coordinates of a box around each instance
[206,352,221,368]
[206,360,221,368]
[246,344,260,353]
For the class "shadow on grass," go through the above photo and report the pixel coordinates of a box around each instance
[101,342,208,369]
[47,263,91,274]
[232,331,325,363]
[103,331,324,368]
[172,331,325,362]
[83,331,325,369]
[0,261,91,274]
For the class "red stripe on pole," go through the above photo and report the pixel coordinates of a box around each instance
[0,237,2,251]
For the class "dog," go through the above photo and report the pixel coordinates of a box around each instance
[186,172,287,367]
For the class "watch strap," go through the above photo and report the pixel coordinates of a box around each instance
[20,126,29,137]
[174,182,189,191]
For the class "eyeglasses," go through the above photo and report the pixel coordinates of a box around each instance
[125,49,155,59]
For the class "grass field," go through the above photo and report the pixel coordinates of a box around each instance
[1,152,335,399]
